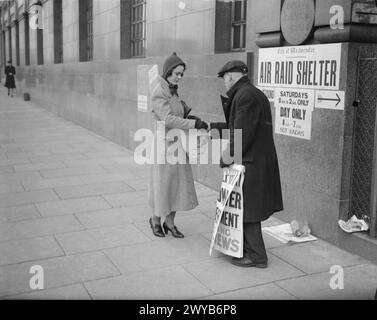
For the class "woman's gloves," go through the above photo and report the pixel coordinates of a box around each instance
[195,119,209,130]
[187,115,201,121]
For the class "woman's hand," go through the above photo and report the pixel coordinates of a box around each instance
[187,115,201,121]
[195,119,209,130]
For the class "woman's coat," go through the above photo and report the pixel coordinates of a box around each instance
[148,76,198,217]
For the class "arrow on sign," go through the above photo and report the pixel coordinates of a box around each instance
[317,93,341,106]
[315,90,345,110]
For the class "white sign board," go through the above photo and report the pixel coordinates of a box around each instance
[274,88,315,140]
[258,43,342,90]
[258,43,343,140]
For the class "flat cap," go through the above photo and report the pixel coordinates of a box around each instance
[217,60,248,78]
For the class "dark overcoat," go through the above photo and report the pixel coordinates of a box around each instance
[4,66,16,89]
[211,76,283,222]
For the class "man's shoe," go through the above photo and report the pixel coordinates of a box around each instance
[231,256,267,268]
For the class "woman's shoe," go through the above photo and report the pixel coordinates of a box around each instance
[149,218,165,237]
[163,222,184,238]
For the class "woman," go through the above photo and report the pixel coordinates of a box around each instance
[148,52,208,238]
[4,60,16,97]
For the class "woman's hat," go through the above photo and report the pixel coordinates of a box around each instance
[162,52,186,79]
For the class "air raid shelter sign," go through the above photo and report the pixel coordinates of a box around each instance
[257,43,343,140]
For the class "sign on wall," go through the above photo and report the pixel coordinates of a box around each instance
[258,43,344,140]
[258,43,342,90]
[274,88,314,140]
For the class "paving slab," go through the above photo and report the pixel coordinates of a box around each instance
[200,283,297,300]
[0,252,119,298]
[0,205,41,223]
[39,165,107,179]
[75,204,153,228]
[22,176,85,191]
[55,224,151,254]
[6,151,51,160]
[0,236,64,266]
[0,165,14,173]
[269,239,368,274]
[103,190,148,207]
[84,265,213,300]
[105,235,222,274]
[124,179,148,191]
[29,153,88,163]
[0,182,24,194]
[276,263,377,300]
[62,158,119,167]
[0,158,31,166]
[0,215,83,242]
[0,171,42,183]
[101,165,143,180]
[13,162,67,172]
[54,181,134,199]
[0,189,59,208]
[7,283,92,300]
[182,254,305,294]
[36,196,111,217]
[134,213,214,241]
[78,173,143,184]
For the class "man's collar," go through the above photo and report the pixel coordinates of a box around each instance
[226,76,250,100]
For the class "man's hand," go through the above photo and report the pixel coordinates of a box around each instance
[220,157,232,168]
[195,119,209,130]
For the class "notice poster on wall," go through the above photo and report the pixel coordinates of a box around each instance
[258,43,343,140]
[274,88,314,140]
[258,43,342,90]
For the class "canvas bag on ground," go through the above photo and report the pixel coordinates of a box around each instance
[209,164,245,258]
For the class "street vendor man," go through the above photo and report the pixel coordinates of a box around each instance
[210,60,284,268]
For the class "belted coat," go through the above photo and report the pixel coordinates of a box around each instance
[148,76,199,217]
[211,76,283,222]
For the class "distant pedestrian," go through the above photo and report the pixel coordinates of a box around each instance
[211,60,283,268]
[4,60,16,97]
[148,52,208,238]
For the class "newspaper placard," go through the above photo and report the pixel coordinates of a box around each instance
[209,164,245,258]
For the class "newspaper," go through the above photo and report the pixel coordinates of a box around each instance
[262,223,317,244]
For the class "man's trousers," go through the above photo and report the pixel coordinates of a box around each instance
[243,222,268,262]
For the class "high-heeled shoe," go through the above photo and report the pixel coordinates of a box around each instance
[163,222,184,238]
[149,218,165,237]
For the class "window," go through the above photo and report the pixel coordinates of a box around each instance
[37,27,44,64]
[15,21,20,66]
[1,30,5,67]
[24,13,30,65]
[8,26,12,62]
[131,0,146,57]
[215,0,247,53]
[79,0,93,62]
[53,0,63,63]
[231,0,247,50]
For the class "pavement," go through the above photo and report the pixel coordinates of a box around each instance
[0,89,377,300]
